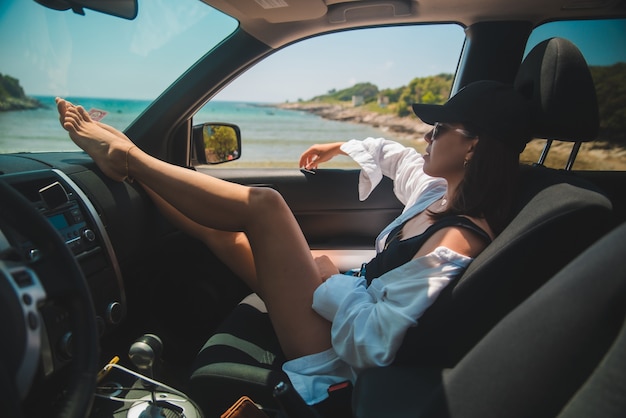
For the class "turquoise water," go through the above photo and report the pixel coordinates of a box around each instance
[0,96,404,166]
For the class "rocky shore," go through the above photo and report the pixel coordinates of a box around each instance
[276,102,431,141]
[0,96,43,111]
[275,101,626,170]
[0,74,43,111]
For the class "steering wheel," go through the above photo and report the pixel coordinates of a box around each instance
[0,178,99,417]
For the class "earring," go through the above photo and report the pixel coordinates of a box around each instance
[463,159,469,168]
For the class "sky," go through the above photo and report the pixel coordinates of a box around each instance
[1,0,625,103]
[218,24,465,102]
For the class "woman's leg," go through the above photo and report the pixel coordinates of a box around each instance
[57,98,332,359]
[143,184,258,288]
[57,102,260,287]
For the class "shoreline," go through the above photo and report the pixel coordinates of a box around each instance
[274,101,626,170]
[0,98,44,112]
[275,102,431,142]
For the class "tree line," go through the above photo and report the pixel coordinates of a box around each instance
[311,64,626,144]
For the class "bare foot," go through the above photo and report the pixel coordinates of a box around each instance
[56,98,135,182]
[56,98,132,143]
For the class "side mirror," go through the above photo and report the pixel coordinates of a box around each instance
[192,123,242,165]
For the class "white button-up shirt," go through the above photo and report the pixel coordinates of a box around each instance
[283,138,474,405]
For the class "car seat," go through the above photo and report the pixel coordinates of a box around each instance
[353,221,626,418]
[514,36,600,170]
[382,36,612,367]
[187,37,614,417]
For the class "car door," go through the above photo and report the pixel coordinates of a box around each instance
[201,168,401,268]
[184,24,467,268]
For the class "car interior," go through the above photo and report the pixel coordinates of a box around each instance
[185,35,619,417]
[1,0,625,417]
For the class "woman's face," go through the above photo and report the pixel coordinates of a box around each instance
[423,122,479,178]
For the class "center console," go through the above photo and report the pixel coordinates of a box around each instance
[91,334,203,418]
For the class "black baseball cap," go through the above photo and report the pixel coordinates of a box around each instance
[412,80,532,153]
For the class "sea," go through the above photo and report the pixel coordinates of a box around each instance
[0,96,407,167]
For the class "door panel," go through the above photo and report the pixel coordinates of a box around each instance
[201,168,626,246]
[200,167,403,251]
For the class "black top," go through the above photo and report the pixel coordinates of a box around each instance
[365,215,492,285]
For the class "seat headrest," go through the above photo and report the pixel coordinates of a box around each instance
[514,37,599,142]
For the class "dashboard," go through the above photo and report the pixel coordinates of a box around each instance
[1,152,199,417]
[1,161,126,379]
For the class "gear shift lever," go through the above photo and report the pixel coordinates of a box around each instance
[129,334,163,381]
[129,334,171,417]
[125,334,201,418]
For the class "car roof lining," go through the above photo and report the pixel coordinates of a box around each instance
[201,0,626,48]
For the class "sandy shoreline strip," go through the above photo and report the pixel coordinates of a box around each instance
[275,102,431,142]
[273,101,626,170]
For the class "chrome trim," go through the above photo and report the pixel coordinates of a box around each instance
[52,169,126,313]
[38,318,55,377]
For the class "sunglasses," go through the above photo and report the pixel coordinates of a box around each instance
[431,122,477,140]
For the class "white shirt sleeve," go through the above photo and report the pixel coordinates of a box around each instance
[311,246,473,370]
[340,137,446,205]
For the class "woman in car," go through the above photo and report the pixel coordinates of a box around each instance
[56,80,531,407]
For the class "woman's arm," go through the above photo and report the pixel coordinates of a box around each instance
[300,138,444,205]
[340,137,444,204]
[312,246,472,369]
[299,142,347,169]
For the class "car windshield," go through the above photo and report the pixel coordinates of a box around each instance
[0,0,238,153]
[2,1,624,173]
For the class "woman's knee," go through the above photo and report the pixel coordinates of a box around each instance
[248,186,288,214]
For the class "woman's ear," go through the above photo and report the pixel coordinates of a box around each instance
[466,138,479,160]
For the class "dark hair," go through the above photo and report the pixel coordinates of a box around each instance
[429,126,520,236]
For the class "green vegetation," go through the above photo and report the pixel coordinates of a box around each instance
[203,124,239,163]
[590,63,626,144]
[311,74,454,117]
[309,66,625,144]
[0,73,42,111]
[310,74,455,117]
[391,73,454,116]
[313,82,380,103]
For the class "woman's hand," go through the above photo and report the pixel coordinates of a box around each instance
[314,255,340,282]
[299,142,346,170]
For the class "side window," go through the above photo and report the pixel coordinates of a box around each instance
[523,19,626,170]
[195,24,465,168]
